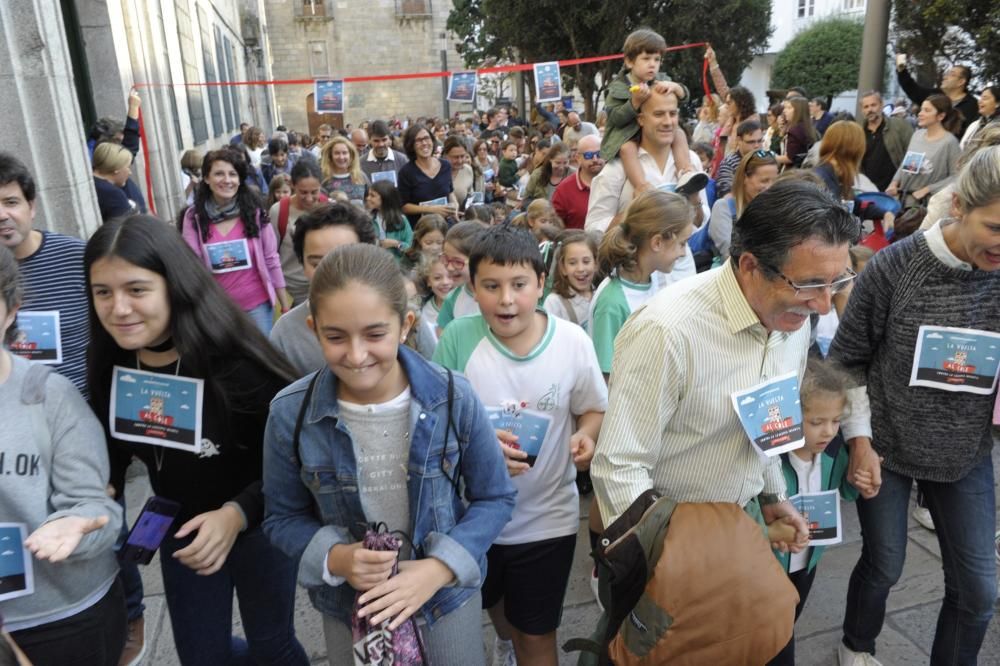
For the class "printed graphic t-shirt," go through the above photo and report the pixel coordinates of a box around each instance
[433,313,607,544]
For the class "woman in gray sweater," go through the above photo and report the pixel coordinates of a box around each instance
[0,245,124,665]
[830,146,1000,665]
[886,94,962,208]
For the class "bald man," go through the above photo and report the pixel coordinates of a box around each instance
[350,128,369,157]
[562,111,599,146]
[551,134,604,229]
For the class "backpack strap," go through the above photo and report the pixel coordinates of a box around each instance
[278,196,291,244]
[291,369,322,469]
[559,296,579,325]
[727,196,737,220]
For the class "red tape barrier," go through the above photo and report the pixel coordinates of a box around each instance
[133,42,708,210]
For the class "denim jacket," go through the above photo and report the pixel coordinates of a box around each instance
[263,346,516,626]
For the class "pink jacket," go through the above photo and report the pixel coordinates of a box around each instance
[181,207,286,306]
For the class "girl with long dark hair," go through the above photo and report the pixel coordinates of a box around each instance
[85,216,308,666]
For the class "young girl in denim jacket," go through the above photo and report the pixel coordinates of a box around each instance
[263,243,516,664]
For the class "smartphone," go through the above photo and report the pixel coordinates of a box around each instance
[896,53,907,68]
[119,496,181,565]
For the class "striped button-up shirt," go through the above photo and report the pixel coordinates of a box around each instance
[592,261,809,524]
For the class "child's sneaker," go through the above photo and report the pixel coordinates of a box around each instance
[912,506,935,531]
[492,637,517,666]
[838,643,883,666]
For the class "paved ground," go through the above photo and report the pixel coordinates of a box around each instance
[125,448,1000,665]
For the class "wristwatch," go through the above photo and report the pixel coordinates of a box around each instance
[759,492,788,506]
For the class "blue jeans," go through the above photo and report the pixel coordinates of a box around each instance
[842,456,996,664]
[245,302,273,336]
[159,526,308,666]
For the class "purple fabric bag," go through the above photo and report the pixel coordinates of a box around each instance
[351,526,427,665]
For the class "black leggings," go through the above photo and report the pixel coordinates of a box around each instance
[767,565,817,666]
[11,578,126,666]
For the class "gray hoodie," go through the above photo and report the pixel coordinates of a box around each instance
[0,354,121,632]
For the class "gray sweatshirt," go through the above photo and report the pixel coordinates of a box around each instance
[0,354,121,631]
[893,129,961,197]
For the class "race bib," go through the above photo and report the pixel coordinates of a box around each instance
[909,325,1000,394]
[0,524,34,602]
[110,366,205,453]
[731,372,805,458]
[791,490,842,546]
[370,171,397,186]
[900,151,926,175]
[205,238,252,274]
[9,310,62,364]
[487,402,552,466]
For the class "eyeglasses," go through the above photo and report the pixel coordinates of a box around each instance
[441,254,467,270]
[581,150,601,160]
[763,265,857,300]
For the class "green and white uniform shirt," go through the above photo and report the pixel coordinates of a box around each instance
[433,313,607,545]
[436,284,479,331]
[589,275,662,373]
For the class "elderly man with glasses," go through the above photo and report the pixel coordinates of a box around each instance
[592,180,861,559]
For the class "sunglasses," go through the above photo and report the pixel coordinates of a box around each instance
[581,150,601,160]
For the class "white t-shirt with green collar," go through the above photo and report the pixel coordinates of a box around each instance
[433,313,608,545]
[589,275,662,373]
[436,284,479,331]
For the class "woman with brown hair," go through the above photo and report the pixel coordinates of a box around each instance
[886,94,962,207]
[777,97,818,169]
[707,150,779,258]
[524,142,574,202]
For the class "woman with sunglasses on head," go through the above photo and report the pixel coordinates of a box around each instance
[707,150,779,259]
[85,216,310,666]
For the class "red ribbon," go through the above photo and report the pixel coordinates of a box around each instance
[133,42,707,209]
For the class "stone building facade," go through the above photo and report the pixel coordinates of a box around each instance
[0,0,276,235]
[264,0,466,133]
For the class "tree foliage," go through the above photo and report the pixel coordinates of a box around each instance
[447,0,773,120]
[771,17,864,102]
[892,0,1000,86]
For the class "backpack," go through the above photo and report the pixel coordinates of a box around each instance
[565,489,798,665]
[688,198,734,273]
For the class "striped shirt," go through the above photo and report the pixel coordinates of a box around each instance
[16,232,90,397]
[591,260,809,524]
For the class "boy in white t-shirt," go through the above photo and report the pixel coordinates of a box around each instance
[433,224,607,666]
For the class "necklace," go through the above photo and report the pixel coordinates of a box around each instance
[136,353,182,473]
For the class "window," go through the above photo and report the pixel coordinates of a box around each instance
[844,0,865,9]
[175,2,207,143]
[295,0,330,20]
[215,26,233,132]
[797,0,815,17]
[197,7,222,137]
[396,0,431,17]
[308,42,328,77]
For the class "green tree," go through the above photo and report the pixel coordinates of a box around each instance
[447,0,772,120]
[892,0,1000,86]
[771,16,864,103]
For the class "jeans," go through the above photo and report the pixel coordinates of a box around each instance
[842,456,996,664]
[245,302,274,336]
[12,578,126,666]
[159,525,308,666]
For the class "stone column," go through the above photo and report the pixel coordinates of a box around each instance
[0,0,101,239]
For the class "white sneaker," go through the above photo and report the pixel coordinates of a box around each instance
[912,506,935,531]
[590,567,604,611]
[492,637,517,666]
[838,643,883,666]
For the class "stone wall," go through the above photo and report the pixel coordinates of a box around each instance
[265,0,467,131]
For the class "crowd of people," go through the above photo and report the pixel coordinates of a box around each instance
[2,26,1000,666]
